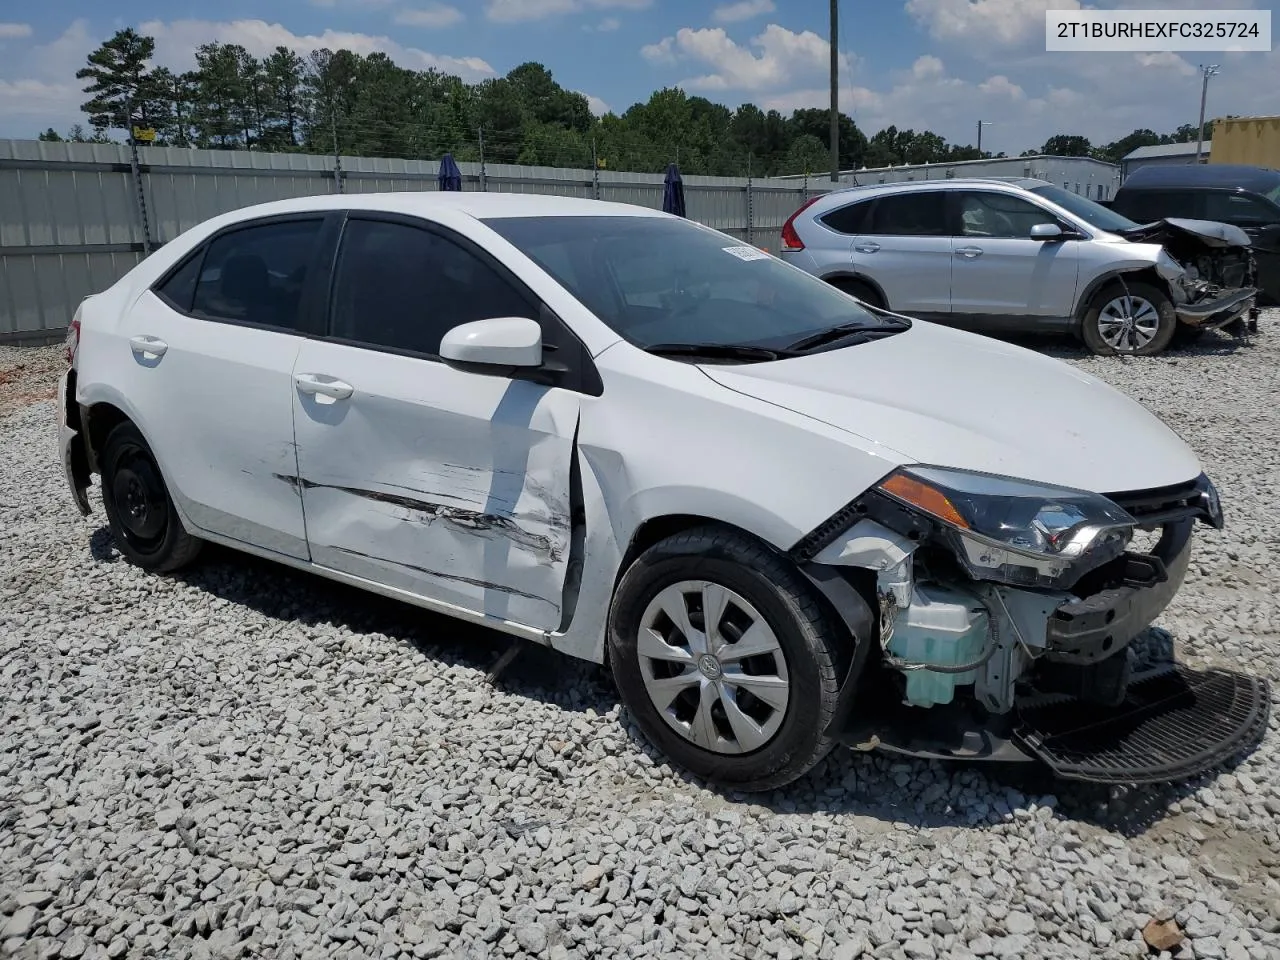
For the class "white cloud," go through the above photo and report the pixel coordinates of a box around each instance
[906,0,1082,48]
[712,0,775,24]
[576,91,611,115]
[911,54,944,80]
[485,0,650,24]
[584,17,621,32]
[0,22,34,38]
[0,20,96,136]
[642,24,851,93]
[394,4,465,27]
[139,18,494,81]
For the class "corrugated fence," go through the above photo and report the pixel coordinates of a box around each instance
[0,139,833,343]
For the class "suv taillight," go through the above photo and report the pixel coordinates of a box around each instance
[781,196,820,251]
[65,316,81,366]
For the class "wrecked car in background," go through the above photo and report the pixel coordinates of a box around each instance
[59,192,1270,792]
[780,177,1260,356]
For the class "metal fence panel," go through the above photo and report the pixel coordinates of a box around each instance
[0,138,829,340]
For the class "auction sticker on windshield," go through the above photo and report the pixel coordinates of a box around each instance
[723,245,771,261]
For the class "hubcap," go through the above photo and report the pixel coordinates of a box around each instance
[637,580,790,755]
[1098,295,1160,352]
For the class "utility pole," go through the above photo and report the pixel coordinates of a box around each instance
[977,120,992,158]
[123,97,152,255]
[330,107,342,193]
[829,0,839,182]
[1195,64,1219,162]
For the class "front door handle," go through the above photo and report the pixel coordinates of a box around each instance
[853,242,881,254]
[294,373,354,400]
[955,246,984,259]
[129,335,168,358]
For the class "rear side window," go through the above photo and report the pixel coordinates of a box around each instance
[154,250,203,313]
[867,192,948,236]
[1203,191,1277,223]
[190,219,324,330]
[819,201,872,235]
[329,218,534,356]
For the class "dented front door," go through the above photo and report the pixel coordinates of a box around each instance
[289,338,579,632]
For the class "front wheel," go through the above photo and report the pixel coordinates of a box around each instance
[607,527,854,792]
[1081,280,1177,356]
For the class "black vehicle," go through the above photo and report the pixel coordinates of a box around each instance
[1111,164,1280,304]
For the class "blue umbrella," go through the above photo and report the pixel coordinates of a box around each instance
[662,162,686,217]
[437,152,462,192]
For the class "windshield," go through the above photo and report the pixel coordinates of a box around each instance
[1028,184,1140,233]
[1264,182,1280,207]
[483,215,896,353]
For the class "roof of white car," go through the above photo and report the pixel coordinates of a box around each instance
[217,191,668,222]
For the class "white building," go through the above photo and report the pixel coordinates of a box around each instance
[773,154,1121,202]
[1120,141,1210,180]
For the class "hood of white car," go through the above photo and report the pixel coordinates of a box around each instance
[701,321,1202,494]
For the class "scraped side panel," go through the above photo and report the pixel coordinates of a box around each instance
[290,339,579,633]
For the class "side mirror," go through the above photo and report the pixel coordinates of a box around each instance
[439,316,542,369]
[1030,223,1064,241]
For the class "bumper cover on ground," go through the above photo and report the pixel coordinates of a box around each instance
[1013,663,1271,784]
[839,662,1270,784]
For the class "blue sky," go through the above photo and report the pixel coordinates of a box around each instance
[0,0,1276,152]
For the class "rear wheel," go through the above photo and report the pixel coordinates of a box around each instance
[608,526,854,792]
[1081,280,1177,356]
[830,277,885,309]
[99,421,202,572]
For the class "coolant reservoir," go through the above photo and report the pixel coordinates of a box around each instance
[887,583,989,708]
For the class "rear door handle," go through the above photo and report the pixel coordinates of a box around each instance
[853,242,881,254]
[955,246,984,259]
[294,373,354,400]
[129,335,168,358]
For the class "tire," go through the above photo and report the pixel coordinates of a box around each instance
[1081,280,1177,356]
[831,277,885,309]
[99,421,203,572]
[608,526,854,792]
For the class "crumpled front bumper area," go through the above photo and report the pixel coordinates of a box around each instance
[1176,286,1257,329]
[838,663,1271,783]
[1014,664,1271,783]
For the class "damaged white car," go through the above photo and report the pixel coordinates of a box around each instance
[59,194,1269,791]
[779,178,1261,356]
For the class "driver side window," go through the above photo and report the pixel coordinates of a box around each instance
[958,191,1059,239]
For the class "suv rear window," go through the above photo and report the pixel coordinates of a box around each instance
[1115,190,1201,222]
[819,201,872,235]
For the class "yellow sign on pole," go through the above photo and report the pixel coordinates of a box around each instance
[132,126,156,143]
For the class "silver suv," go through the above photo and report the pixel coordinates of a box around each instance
[780,177,1258,356]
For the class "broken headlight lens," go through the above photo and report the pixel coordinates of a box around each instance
[875,466,1136,589]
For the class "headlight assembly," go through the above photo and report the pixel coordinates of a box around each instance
[874,466,1137,589]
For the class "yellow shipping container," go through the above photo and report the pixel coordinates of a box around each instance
[1209,116,1280,169]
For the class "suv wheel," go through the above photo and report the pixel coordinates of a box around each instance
[1082,280,1177,356]
[99,421,203,572]
[831,277,885,309]
[607,526,856,792]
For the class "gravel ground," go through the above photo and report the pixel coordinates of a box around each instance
[2,318,1280,960]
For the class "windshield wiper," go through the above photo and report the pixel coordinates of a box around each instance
[644,343,798,362]
[784,322,905,353]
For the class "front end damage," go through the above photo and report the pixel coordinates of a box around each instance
[1135,218,1261,333]
[793,469,1270,784]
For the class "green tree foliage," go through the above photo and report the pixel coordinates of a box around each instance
[66,28,1198,175]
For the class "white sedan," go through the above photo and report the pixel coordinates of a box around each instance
[59,193,1265,791]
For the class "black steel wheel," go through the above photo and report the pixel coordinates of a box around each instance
[99,421,202,572]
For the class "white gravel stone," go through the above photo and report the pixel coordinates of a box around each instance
[3,317,1280,960]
